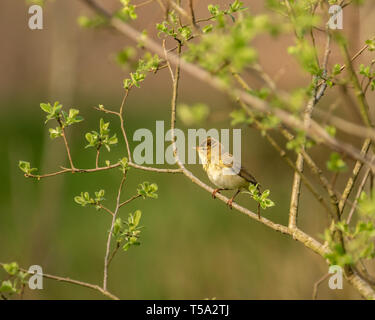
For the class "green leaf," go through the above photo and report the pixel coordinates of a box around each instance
[99,118,110,136]
[178,26,192,40]
[325,125,336,137]
[18,161,30,174]
[18,161,37,175]
[123,78,132,90]
[202,24,213,33]
[230,109,252,126]
[49,127,62,139]
[119,157,129,173]
[113,218,123,237]
[0,280,16,294]
[137,182,158,199]
[74,194,86,206]
[332,64,342,76]
[365,39,375,51]
[326,152,347,172]
[107,134,118,145]
[133,210,142,227]
[178,103,210,126]
[3,262,19,276]
[77,15,107,28]
[116,47,136,66]
[94,189,105,202]
[40,103,52,113]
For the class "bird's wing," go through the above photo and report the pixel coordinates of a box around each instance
[220,152,259,187]
[238,166,258,186]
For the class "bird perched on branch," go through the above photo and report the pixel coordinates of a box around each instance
[195,137,261,218]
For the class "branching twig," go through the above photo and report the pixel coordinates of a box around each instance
[80,0,375,169]
[339,138,371,214]
[119,194,141,208]
[103,174,127,290]
[347,167,371,224]
[0,262,119,300]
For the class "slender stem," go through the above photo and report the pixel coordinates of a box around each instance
[281,128,341,220]
[289,93,316,229]
[0,262,119,300]
[119,90,133,162]
[128,162,183,173]
[107,242,120,268]
[312,273,330,300]
[25,161,182,180]
[98,204,114,217]
[339,138,371,213]
[103,174,126,290]
[289,30,331,228]
[135,0,154,8]
[347,167,371,224]
[188,0,196,26]
[57,118,75,170]
[119,194,141,208]
[342,44,373,128]
[95,147,100,168]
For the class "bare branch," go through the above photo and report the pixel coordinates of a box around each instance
[103,174,127,290]
[0,262,119,300]
[312,273,330,300]
[347,167,371,224]
[339,138,371,213]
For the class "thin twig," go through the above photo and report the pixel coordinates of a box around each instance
[0,262,119,300]
[312,273,330,300]
[95,147,101,168]
[103,174,127,290]
[339,138,371,213]
[163,40,175,82]
[188,0,196,25]
[98,204,114,217]
[57,118,76,170]
[107,242,120,268]
[119,194,141,208]
[135,0,154,8]
[347,167,371,224]
[119,90,133,162]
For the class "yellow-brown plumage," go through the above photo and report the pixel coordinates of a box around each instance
[196,137,260,216]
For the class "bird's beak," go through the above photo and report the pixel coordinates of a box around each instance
[192,146,198,150]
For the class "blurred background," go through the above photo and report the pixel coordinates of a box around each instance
[0,0,374,299]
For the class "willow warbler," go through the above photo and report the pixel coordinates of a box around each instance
[196,137,261,217]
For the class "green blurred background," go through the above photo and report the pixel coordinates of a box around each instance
[1,0,374,299]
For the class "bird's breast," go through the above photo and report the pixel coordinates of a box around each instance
[206,165,248,189]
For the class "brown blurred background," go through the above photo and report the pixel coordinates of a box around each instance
[0,0,374,299]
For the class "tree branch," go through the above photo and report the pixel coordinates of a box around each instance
[0,262,119,300]
[103,174,126,290]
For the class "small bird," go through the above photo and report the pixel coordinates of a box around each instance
[195,137,261,218]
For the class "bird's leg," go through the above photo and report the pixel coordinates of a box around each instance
[227,189,241,209]
[212,188,224,199]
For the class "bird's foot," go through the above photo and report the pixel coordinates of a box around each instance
[212,188,222,199]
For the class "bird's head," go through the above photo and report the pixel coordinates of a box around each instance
[195,137,222,164]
